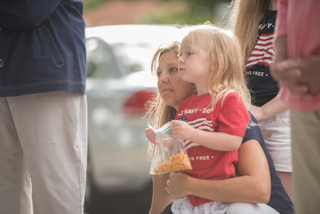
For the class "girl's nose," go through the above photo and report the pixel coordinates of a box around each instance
[178,56,183,64]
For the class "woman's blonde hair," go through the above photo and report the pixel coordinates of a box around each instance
[182,22,251,110]
[145,42,195,154]
[146,42,181,128]
[229,0,269,64]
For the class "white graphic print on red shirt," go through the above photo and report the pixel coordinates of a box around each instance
[175,92,250,207]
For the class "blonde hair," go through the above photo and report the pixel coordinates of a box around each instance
[146,42,181,128]
[182,22,251,110]
[229,0,269,64]
[145,42,195,154]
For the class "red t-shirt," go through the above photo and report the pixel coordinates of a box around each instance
[175,92,250,206]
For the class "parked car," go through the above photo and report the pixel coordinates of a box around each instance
[84,25,183,209]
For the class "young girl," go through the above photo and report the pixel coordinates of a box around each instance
[168,23,251,213]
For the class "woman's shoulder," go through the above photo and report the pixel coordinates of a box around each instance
[242,114,263,143]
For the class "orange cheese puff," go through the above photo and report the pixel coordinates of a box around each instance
[153,152,191,174]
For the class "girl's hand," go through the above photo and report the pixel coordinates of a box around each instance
[145,127,157,144]
[171,120,194,141]
[167,172,191,198]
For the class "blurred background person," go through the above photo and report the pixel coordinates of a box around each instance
[271,0,320,213]
[0,0,87,214]
[229,0,293,200]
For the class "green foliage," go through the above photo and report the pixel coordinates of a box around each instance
[143,7,218,26]
[84,0,109,11]
[143,0,232,25]
[185,0,230,9]
[84,0,232,25]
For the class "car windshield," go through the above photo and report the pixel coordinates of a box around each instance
[85,25,184,79]
[111,42,156,73]
[86,37,131,79]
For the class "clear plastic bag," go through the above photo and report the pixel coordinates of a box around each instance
[149,121,192,175]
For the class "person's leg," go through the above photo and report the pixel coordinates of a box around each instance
[259,110,293,201]
[8,91,87,214]
[226,203,279,214]
[0,97,33,214]
[290,109,320,214]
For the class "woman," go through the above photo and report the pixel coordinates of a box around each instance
[145,42,293,214]
[229,0,293,200]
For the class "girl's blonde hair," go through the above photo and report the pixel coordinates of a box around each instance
[229,0,269,64]
[182,22,251,110]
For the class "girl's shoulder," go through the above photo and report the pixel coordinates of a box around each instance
[215,90,247,114]
[217,89,240,104]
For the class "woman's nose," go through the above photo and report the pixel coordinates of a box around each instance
[159,71,169,83]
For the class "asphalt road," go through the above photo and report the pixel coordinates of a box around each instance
[85,183,152,214]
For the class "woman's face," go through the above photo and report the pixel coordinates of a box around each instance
[157,51,194,110]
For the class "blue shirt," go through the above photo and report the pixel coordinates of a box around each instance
[0,0,86,96]
[243,115,294,214]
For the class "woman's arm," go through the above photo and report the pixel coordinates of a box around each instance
[167,139,271,203]
[149,174,174,214]
[171,120,242,151]
[250,93,289,122]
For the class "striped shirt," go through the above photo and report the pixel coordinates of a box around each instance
[245,10,279,107]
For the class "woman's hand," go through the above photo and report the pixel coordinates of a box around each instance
[167,171,191,198]
[250,105,263,122]
[145,127,157,144]
[250,95,288,122]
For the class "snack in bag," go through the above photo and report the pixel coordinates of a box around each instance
[149,121,192,174]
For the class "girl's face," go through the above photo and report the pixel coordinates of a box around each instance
[178,37,212,94]
[157,51,194,110]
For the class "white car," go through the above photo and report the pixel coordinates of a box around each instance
[84,25,184,207]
